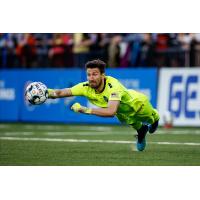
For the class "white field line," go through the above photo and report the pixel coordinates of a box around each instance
[4,132,34,136]
[157,130,200,134]
[0,124,114,131]
[2,131,128,136]
[1,124,200,134]
[2,130,200,136]
[44,130,200,135]
[1,136,200,146]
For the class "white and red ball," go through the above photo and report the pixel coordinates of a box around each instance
[25,82,48,105]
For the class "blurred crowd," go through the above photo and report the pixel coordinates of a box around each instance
[1,33,200,69]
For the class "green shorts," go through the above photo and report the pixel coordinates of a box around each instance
[116,94,160,130]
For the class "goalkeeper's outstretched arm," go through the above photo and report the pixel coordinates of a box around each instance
[48,88,72,98]
[71,100,120,117]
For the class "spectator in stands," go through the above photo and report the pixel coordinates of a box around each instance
[21,33,37,68]
[167,33,181,67]
[48,34,67,67]
[15,33,27,68]
[109,33,153,68]
[140,33,155,67]
[153,33,169,67]
[89,33,109,62]
[0,33,17,68]
[33,33,51,67]
[178,33,193,66]
[62,33,73,67]
[178,33,193,50]
[1,33,200,69]
[73,33,96,67]
[189,34,200,66]
[107,34,122,68]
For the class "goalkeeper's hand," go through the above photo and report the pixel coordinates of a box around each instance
[71,103,92,114]
[47,89,56,99]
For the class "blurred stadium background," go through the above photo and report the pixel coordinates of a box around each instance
[0,33,200,165]
[1,33,200,68]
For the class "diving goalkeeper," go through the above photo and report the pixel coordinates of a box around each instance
[48,59,159,151]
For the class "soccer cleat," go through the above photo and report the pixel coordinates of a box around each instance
[149,120,159,134]
[136,125,149,151]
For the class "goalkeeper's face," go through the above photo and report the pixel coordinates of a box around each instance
[87,68,104,89]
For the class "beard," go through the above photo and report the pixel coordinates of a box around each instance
[89,78,102,89]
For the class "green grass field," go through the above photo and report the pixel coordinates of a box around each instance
[0,123,200,166]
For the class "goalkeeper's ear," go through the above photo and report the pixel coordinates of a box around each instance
[101,73,106,79]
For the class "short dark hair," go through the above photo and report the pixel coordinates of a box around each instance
[85,59,106,74]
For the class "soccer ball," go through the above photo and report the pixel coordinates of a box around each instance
[25,82,48,105]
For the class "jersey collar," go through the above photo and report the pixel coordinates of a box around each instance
[95,78,106,94]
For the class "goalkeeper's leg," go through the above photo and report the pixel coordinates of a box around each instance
[148,109,159,134]
[135,100,160,134]
[131,122,148,151]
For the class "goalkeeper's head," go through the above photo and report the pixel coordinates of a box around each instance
[85,59,106,89]
[85,59,106,74]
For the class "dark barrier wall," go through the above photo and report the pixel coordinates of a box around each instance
[0,68,158,123]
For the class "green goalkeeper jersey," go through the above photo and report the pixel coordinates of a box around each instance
[70,76,148,124]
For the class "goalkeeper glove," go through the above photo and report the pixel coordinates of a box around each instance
[47,89,56,98]
[71,103,92,114]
